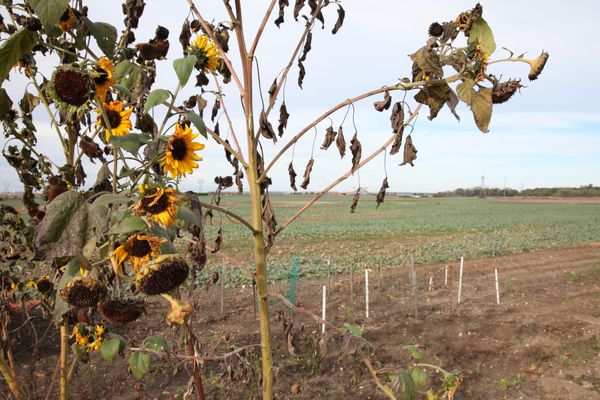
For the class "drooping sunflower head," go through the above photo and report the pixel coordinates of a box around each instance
[59,6,76,32]
[527,51,549,81]
[161,123,205,178]
[91,57,116,101]
[36,275,53,293]
[99,298,146,325]
[95,101,133,142]
[136,254,189,295]
[133,187,179,226]
[48,65,93,112]
[112,234,165,272]
[189,34,221,73]
[163,294,193,325]
[60,277,107,308]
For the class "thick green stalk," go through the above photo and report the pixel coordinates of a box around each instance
[59,321,68,400]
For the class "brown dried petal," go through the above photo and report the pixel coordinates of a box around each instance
[374,90,391,112]
[288,162,298,191]
[320,126,337,150]
[350,133,362,174]
[300,158,314,190]
[376,178,389,209]
[401,136,418,167]
[335,126,346,158]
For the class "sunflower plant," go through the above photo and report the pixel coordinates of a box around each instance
[0,1,547,400]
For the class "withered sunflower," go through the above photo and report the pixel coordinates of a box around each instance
[95,101,133,142]
[161,123,205,178]
[112,233,165,272]
[135,255,189,295]
[59,6,76,32]
[48,65,93,112]
[133,187,179,227]
[189,34,221,73]
[162,294,193,325]
[60,277,107,308]
[99,298,146,325]
[91,57,116,101]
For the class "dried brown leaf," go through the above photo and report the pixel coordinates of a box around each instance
[390,125,404,155]
[258,110,277,142]
[275,0,289,27]
[211,228,223,253]
[320,126,337,150]
[376,178,389,209]
[278,102,290,137]
[335,126,346,158]
[300,158,314,190]
[401,136,418,167]
[179,20,191,52]
[268,78,277,103]
[350,188,360,213]
[332,5,345,34]
[288,162,297,191]
[350,132,362,174]
[390,102,404,133]
[211,98,220,122]
[293,0,305,21]
[374,90,392,112]
[262,194,277,250]
[308,0,324,28]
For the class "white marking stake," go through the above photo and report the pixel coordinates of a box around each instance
[429,275,433,291]
[365,269,370,319]
[495,268,500,305]
[322,285,327,333]
[457,257,464,304]
[444,265,448,286]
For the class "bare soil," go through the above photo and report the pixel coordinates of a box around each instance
[8,246,600,399]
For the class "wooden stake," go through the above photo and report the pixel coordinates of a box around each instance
[322,285,327,333]
[457,257,464,305]
[428,274,433,291]
[411,256,419,319]
[327,256,332,303]
[220,259,225,316]
[495,268,500,305]
[365,269,370,319]
[444,265,448,286]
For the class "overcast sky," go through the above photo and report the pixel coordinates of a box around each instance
[1,1,598,193]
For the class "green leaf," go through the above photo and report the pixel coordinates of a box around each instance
[402,344,424,360]
[145,89,171,112]
[81,18,118,57]
[28,0,70,30]
[185,110,207,138]
[109,133,151,154]
[398,371,417,400]
[111,216,147,234]
[112,83,133,98]
[471,87,493,133]
[146,336,170,354]
[177,206,202,228]
[100,337,122,363]
[342,323,363,337]
[129,351,151,380]
[468,18,496,55]
[173,55,197,87]
[411,367,428,388]
[113,61,143,91]
[456,78,475,105]
[33,191,90,259]
[92,193,130,209]
[0,29,38,85]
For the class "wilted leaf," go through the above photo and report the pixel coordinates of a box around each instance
[0,29,38,85]
[410,45,443,77]
[446,89,460,121]
[320,126,337,150]
[390,126,404,155]
[262,194,277,250]
[275,0,289,27]
[278,102,290,137]
[211,228,223,253]
[177,206,202,228]
[400,136,417,167]
[390,102,404,133]
[288,162,297,191]
[441,49,468,72]
[467,18,496,55]
[298,61,306,88]
[471,86,493,133]
[350,133,362,173]
[414,83,451,120]
[293,0,305,20]
[308,0,324,27]
[268,78,277,103]
[374,90,392,112]
[336,127,346,158]
[376,178,389,209]
[178,20,191,51]
[211,98,220,122]
[258,110,276,142]
[456,78,475,105]
[129,351,151,380]
[300,158,314,190]
[297,31,312,88]
[350,188,360,213]
[0,88,13,119]
[332,5,345,34]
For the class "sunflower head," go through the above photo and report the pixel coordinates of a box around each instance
[161,123,205,178]
[527,51,549,81]
[91,57,116,101]
[136,254,189,295]
[60,277,107,308]
[36,275,53,293]
[99,298,146,325]
[95,101,133,142]
[189,34,221,73]
[48,65,93,112]
[133,187,179,226]
[59,6,76,32]
[112,234,165,272]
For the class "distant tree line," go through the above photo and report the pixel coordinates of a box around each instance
[434,184,600,197]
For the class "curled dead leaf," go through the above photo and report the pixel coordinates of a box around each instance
[374,90,392,112]
[288,162,298,191]
[320,126,337,150]
[300,158,314,190]
[350,132,362,174]
[400,136,418,167]
[376,178,389,209]
[335,126,346,158]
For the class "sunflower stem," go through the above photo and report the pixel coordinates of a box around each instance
[59,320,69,400]
[31,75,69,159]
[158,84,181,136]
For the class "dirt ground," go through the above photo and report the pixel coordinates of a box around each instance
[7,245,600,399]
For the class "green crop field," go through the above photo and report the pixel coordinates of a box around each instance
[202,194,600,285]
[4,194,600,285]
